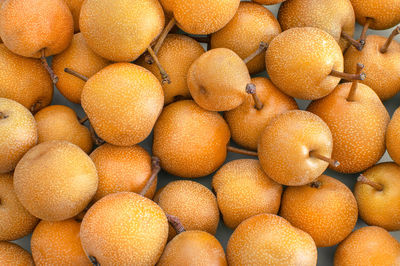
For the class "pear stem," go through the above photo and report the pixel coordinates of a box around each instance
[359,18,372,49]
[40,49,58,84]
[79,116,88,124]
[341,32,364,51]
[64,68,89,82]
[243,42,268,64]
[330,69,366,81]
[0,112,7,119]
[357,174,383,191]
[380,26,400,53]
[140,157,161,196]
[89,122,105,146]
[227,146,258,157]
[88,256,100,266]
[309,151,340,168]
[166,213,185,234]
[347,63,365,102]
[246,83,263,110]
[310,181,322,188]
[147,46,171,84]
[146,17,176,64]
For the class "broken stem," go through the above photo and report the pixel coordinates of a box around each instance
[357,174,383,191]
[140,157,161,196]
[243,42,268,64]
[89,122,105,146]
[310,181,322,189]
[64,68,89,82]
[380,26,400,53]
[147,46,171,84]
[347,63,365,102]
[227,146,258,157]
[341,32,364,51]
[246,83,263,110]
[309,151,340,168]
[166,213,185,234]
[330,69,366,81]
[40,49,58,84]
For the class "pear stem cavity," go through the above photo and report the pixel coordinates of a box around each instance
[227,146,258,157]
[147,46,171,84]
[89,122,105,146]
[310,181,322,189]
[140,157,161,196]
[347,63,365,102]
[357,174,383,191]
[64,68,89,82]
[40,49,58,84]
[79,115,88,124]
[89,256,100,266]
[246,83,263,110]
[359,18,372,49]
[341,32,364,51]
[243,41,268,64]
[146,17,177,64]
[330,69,366,81]
[380,26,400,54]
[309,151,340,168]
[0,112,7,119]
[166,213,185,234]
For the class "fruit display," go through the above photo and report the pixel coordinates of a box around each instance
[1,1,400,265]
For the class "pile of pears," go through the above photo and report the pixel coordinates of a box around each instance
[1,0,400,265]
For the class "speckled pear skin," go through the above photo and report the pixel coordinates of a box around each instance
[90,144,157,202]
[307,83,389,174]
[280,175,358,247]
[227,214,317,266]
[80,0,164,62]
[0,173,39,241]
[344,35,400,100]
[0,0,73,58]
[53,33,110,104]
[173,0,240,35]
[13,140,98,221]
[387,108,400,164]
[278,0,355,51]
[138,34,205,105]
[350,0,400,30]
[31,220,91,265]
[188,48,251,112]
[252,0,286,4]
[266,27,343,100]
[0,98,38,174]
[211,2,281,74]
[334,226,400,266]
[212,159,283,229]
[81,63,164,147]
[152,100,231,178]
[0,242,34,266]
[159,0,173,16]
[63,0,85,33]
[224,77,298,151]
[258,110,333,186]
[157,231,227,266]
[0,44,53,112]
[80,192,169,266]
[354,163,400,231]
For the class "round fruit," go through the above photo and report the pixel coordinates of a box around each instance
[387,107,400,164]
[0,242,34,266]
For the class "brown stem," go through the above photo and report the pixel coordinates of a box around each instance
[89,256,100,266]
[40,49,58,84]
[309,151,340,168]
[166,213,185,234]
[147,46,171,84]
[246,83,263,110]
[347,63,364,102]
[140,157,161,196]
[243,42,268,64]
[330,69,366,81]
[145,17,176,64]
[357,174,383,191]
[341,32,364,51]
[359,18,372,48]
[0,112,8,119]
[227,146,258,157]
[79,115,88,124]
[64,68,89,82]
[380,26,400,53]
[89,122,105,146]
[310,181,322,188]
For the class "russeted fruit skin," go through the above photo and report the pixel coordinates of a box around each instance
[80,192,168,266]
[81,63,164,146]
[173,0,240,35]
[212,159,283,229]
[280,175,358,247]
[153,100,230,178]
[13,140,98,221]
[0,98,37,174]
[138,34,205,105]
[355,163,400,231]
[266,27,343,100]
[157,231,227,266]
[258,110,333,186]
[90,143,157,202]
[53,33,110,104]
[0,0,73,58]
[0,173,39,241]
[350,0,400,30]
[278,0,355,51]
[64,0,84,33]
[0,44,53,112]
[307,83,389,174]
[252,0,286,4]
[224,77,298,151]
[157,181,219,239]
[344,35,400,100]
[387,108,400,164]
[34,105,92,153]
[334,226,400,266]
[80,0,164,62]
[0,242,34,266]
[187,48,250,111]
[227,214,317,266]
[31,219,91,265]
[211,2,281,74]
